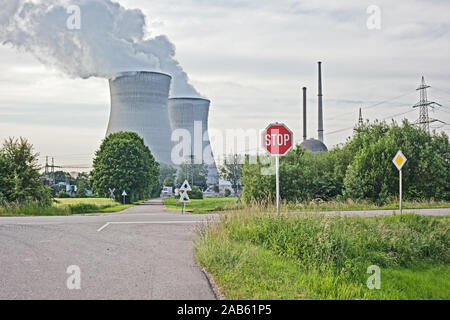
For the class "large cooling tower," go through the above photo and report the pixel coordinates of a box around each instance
[106,71,174,165]
[168,97,219,186]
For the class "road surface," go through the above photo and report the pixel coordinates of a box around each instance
[1,200,448,300]
[0,199,218,300]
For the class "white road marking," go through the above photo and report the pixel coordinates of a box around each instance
[97,220,207,232]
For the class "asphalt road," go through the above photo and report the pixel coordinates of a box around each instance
[0,199,218,300]
[1,200,448,300]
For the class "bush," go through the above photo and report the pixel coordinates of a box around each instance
[241,120,450,205]
[0,137,52,205]
[189,186,203,199]
[76,181,87,198]
[58,190,70,198]
[68,203,101,214]
[224,189,231,197]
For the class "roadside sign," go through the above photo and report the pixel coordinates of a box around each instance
[262,123,293,156]
[121,190,127,205]
[392,150,407,214]
[261,122,293,216]
[392,150,407,171]
[180,180,192,192]
[108,188,115,199]
[180,191,190,203]
[179,191,190,215]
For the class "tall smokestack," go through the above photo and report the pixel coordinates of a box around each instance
[302,87,307,141]
[318,61,324,142]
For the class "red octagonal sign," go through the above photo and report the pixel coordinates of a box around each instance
[262,123,293,156]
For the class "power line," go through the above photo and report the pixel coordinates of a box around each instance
[327,90,416,121]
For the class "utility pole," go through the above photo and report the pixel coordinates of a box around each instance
[51,157,55,185]
[413,76,441,133]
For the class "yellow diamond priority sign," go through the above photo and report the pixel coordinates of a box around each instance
[392,150,407,171]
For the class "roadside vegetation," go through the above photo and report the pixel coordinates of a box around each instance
[196,210,450,299]
[0,198,141,216]
[164,197,241,214]
[0,134,154,216]
[242,120,450,205]
[90,131,160,203]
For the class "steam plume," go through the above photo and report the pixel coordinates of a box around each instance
[0,0,200,97]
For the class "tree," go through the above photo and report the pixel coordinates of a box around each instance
[76,180,87,198]
[159,162,177,185]
[189,186,203,199]
[163,176,174,187]
[177,158,208,191]
[343,120,450,203]
[90,132,160,203]
[219,154,243,196]
[241,120,450,205]
[0,137,51,205]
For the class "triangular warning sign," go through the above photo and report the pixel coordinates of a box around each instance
[180,180,192,191]
[180,191,190,203]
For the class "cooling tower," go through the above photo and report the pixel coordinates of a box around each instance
[106,71,174,165]
[168,97,219,186]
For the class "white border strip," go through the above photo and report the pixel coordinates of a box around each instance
[97,220,205,232]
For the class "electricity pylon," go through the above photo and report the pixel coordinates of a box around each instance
[413,76,441,133]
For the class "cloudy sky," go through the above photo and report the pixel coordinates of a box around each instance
[0,0,449,169]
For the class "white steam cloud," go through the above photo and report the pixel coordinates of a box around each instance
[0,0,200,97]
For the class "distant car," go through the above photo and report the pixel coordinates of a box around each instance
[160,186,174,198]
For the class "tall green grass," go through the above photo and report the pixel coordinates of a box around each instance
[195,210,450,299]
[0,198,136,216]
[0,201,70,216]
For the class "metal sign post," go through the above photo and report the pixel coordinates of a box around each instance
[121,190,127,205]
[179,191,190,214]
[275,155,280,215]
[392,150,407,214]
[399,169,402,213]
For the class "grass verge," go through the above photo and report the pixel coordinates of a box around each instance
[195,210,449,299]
[284,199,450,212]
[164,197,241,214]
[0,198,145,216]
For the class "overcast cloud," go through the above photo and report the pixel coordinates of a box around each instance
[0,0,449,168]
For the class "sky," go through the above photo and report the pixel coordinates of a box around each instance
[0,0,449,170]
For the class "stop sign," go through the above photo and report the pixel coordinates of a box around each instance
[262,123,293,156]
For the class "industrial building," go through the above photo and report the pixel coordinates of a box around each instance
[300,61,328,152]
[168,97,219,186]
[106,71,219,187]
[106,71,174,166]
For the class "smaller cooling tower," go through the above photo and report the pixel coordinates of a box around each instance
[168,97,219,186]
[106,71,174,165]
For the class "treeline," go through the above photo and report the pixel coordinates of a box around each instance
[242,120,450,205]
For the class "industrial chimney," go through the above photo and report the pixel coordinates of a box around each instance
[318,61,324,143]
[168,97,219,186]
[302,87,307,141]
[299,62,328,153]
[106,71,174,166]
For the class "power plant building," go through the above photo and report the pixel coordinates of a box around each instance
[106,71,219,186]
[106,71,174,165]
[299,61,328,152]
[168,97,219,186]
